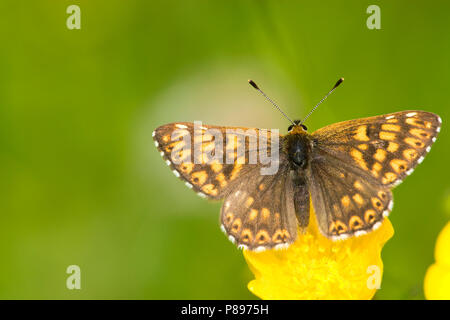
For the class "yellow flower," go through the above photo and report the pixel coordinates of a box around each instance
[424,222,450,299]
[243,206,394,300]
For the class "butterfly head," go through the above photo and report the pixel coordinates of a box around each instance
[288,120,308,133]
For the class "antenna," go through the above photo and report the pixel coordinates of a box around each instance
[300,77,344,125]
[248,80,295,126]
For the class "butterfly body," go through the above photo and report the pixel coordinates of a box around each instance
[154,110,441,251]
[283,126,313,170]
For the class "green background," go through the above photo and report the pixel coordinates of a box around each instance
[1,0,449,299]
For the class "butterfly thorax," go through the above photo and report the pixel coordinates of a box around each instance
[283,126,313,170]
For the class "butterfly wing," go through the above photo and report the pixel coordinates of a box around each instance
[153,122,278,199]
[307,152,393,239]
[309,110,441,239]
[153,122,297,250]
[220,161,298,250]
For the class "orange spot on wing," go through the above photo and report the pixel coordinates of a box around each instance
[379,131,396,141]
[387,142,399,152]
[202,183,218,196]
[405,137,425,148]
[335,220,348,234]
[230,164,243,181]
[354,125,370,141]
[364,209,376,224]
[378,191,387,200]
[261,208,270,219]
[371,162,383,178]
[245,197,254,208]
[241,228,253,243]
[249,209,258,221]
[350,148,368,170]
[349,216,364,230]
[354,181,364,190]
[403,148,418,161]
[373,149,387,162]
[162,135,170,143]
[352,193,365,207]
[358,144,368,150]
[390,159,408,174]
[341,195,351,208]
[210,160,223,173]
[371,197,383,210]
[381,124,401,132]
[215,173,227,187]
[224,212,234,226]
[231,218,242,233]
[256,230,270,245]
[406,117,432,129]
[180,162,194,174]
[410,128,430,139]
[191,170,208,186]
[381,172,397,185]
[272,229,285,243]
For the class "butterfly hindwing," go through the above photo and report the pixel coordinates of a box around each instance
[220,162,298,250]
[307,153,393,239]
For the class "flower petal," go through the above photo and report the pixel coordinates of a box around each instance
[425,222,450,299]
[244,208,394,300]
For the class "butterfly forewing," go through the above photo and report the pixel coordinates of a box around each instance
[153,122,276,199]
[309,110,441,239]
[312,111,441,188]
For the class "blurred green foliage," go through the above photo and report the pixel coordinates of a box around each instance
[0,0,449,299]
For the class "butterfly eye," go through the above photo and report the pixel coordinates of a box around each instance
[288,124,294,132]
[301,124,308,131]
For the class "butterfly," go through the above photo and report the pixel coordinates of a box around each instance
[153,79,441,252]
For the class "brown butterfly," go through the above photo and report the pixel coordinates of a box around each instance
[153,79,441,251]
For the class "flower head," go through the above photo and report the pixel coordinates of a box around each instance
[424,222,450,299]
[243,206,394,300]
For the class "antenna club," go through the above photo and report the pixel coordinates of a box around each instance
[248,79,259,90]
[333,77,344,89]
